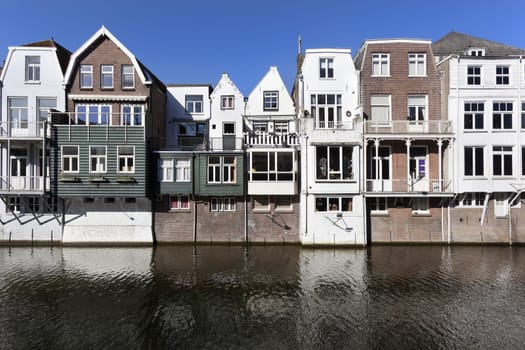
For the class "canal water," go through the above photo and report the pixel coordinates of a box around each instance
[0,245,524,349]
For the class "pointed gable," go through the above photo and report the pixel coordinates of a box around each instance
[246,66,295,116]
[64,26,150,86]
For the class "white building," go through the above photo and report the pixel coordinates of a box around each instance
[0,39,70,242]
[296,48,365,245]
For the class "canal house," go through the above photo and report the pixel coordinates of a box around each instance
[295,48,365,245]
[57,26,166,243]
[243,66,300,242]
[355,39,455,243]
[434,32,525,243]
[0,39,70,242]
[155,76,245,242]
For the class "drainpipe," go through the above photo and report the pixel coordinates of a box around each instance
[244,150,248,243]
[192,152,197,242]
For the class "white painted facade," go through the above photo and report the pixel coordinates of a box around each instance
[0,44,67,242]
[244,66,299,196]
[297,49,366,245]
[209,73,244,151]
[166,85,211,150]
[444,55,525,199]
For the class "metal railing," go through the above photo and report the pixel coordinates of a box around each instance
[49,111,146,127]
[365,178,452,193]
[315,120,355,130]
[364,120,453,134]
[0,121,50,138]
[209,137,244,151]
[244,132,300,147]
[0,176,49,193]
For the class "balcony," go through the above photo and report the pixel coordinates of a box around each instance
[244,132,300,148]
[365,178,453,194]
[209,137,244,151]
[364,120,453,135]
[315,120,356,130]
[0,176,49,194]
[0,121,50,139]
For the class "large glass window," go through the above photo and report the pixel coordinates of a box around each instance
[122,65,134,89]
[316,146,353,181]
[315,196,353,212]
[263,91,279,111]
[493,102,513,129]
[175,159,190,182]
[101,65,114,89]
[370,94,390,125]
[467,66,481,85]
[372,53,389,76]
[118,146,134,173]
[80,64,93,88]
[37,98,57,125]
[185,95,203,113]
[25,56,40,82]
[89,146,107,173]
[311,94,342,129]
[121,105,144,126]
[62,146,79,173]
[407,95,427,122]
[493,146,513,176]
[408,53,426,76]
[75,104,111,125]
[8,97,28,129]
[319,58,334,78]
[208,156,236,184]
[464,146,484,176]
[464,102,484,130]
[250,151,294,181]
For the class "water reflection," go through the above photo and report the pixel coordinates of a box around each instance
[0,245,524,349]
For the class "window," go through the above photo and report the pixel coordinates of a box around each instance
[273,121,289,134]
[370,94,390,125]
[275,196,293,212]
[316,146,353,181]
[62,146,79,173]
[8,97,28,129]
[89,146,107,173]
[464,147,484,176]
[493,146,513,176]
[523,146,525,176]
[492,102,513,129]
[37,98,57,125]
[223,123,235,135]
[208,156,236,184]
[221,95,234,109]
[412,198,429,215]
[467,66,481,85]
[118,146,134,173]
[407,95,427,122]
[175,159,190,182]
[372,53,389,76]
[76,104,111,125]
[455,193,485,207]
[496,66,509,85]
[170,195,190,210]
[253,121,268,133]
[159,159,173,182]
[521,102,525,129]
[122,65,134,88]
[315,197,353,212]
[25,56,40,82]
[408,53,426,76]
[464,102,484,130]
[253,196,270,211]
[101,65,114,89]
[210,197,236,212]
[370,197,388,213]
[80,65,93,88]
[409,147,427,179]
[121,105,144,126]
[320,58,334,78]
[263,91,279,111]
[311,94,342,129]
[250,151,294,181]
[468,48,485,56]
[368,146,391,181]
[186,95,203,113]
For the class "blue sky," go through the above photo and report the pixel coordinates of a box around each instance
[2,0,525,95]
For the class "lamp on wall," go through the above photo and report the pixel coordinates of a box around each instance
[345,111,352,117]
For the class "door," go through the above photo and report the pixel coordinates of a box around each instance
[10,148,28,190]
[409,146,428,191]
[407,96,427,132]
[222,123,236,150]
[368,146,391,191]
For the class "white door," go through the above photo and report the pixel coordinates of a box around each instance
[369,146,391,191]
[409,146,428,191]
[10,148,28,190]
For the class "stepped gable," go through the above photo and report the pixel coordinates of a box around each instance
[433,31,525,57]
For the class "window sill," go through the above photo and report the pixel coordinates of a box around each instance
[412,211,431,217]
[117,176,136,183]
[370,211,389,216]
[25,81,41,85]
[59,176,81,183]
[168,209,191,213]
[88,176,109,183]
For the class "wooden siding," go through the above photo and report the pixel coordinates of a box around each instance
[195,153,244,196]
[54,125,147,197]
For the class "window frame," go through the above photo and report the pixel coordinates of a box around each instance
[493,146,513,177]
[159,159,174,182]
[263,91,279,111]
[408,53,426,76]
[492,102,513,130]
[315,145,353,181]
[121,65,135,89]
[372,53,390,76]
[175,158,191,182]
[220,95,234,110]
[319,57,334,79]
[121,105,144,126]
[249,151,294,182]
[8,97,29,129]
[89,145,107,174]
[467,65,481,85]
[210,197,236,212]
[315,196,353,212]
[370,197,388,214]
[170,194,190,210]
[61,145,79,174]
[464,102,484,130]
[407,95,427,122]
[75,104,111,125]
[100,65,114,89]
[464,146,484,177]
[311,94,343,129]
[496,65,510,85]
[25,56,40,82]
[185,95,203,114]
[117,146,135,174]
[80,64,93,89]
[370,94,391,125]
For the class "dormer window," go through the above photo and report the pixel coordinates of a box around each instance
[25,56,40,82]
[468,48,485,56]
